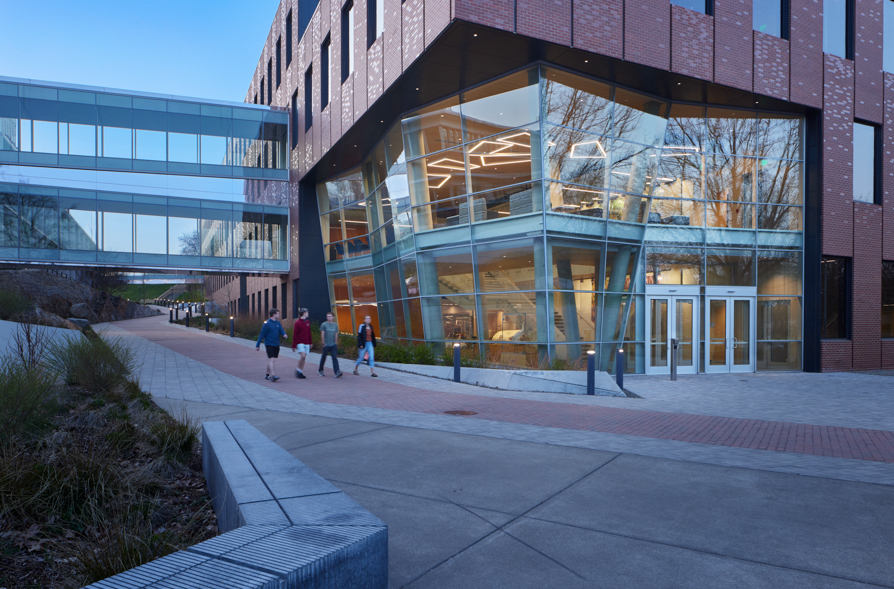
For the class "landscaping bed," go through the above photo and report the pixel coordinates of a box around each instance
[0,327,217,589]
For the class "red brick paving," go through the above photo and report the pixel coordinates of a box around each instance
[119,317,894,465]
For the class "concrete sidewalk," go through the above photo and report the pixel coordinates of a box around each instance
[100,315,894,588]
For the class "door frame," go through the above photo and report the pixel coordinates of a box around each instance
[704,287,757,374]
[645,285,700,376]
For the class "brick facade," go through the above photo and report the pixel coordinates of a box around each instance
[214,0,894,372]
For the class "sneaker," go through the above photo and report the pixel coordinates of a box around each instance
[371,373,378,378]
[264,375,272,381]
[297,372,306,379]
[353,368,359,375]
[335,371,343,378]
[270,375,280,382]
[318,370,325,377]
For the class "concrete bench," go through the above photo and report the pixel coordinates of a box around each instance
[84,420,387,589]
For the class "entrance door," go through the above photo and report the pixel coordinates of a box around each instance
[705,297,754,373]
[646,295,698,375]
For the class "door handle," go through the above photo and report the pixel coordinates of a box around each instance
[732,337,738,349]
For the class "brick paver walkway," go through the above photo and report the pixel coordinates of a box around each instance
[114,316,894,466]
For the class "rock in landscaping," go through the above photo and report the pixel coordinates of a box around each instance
[69,302,93,319]
[67,318,90,329]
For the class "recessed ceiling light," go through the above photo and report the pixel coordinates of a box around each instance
[473,33,478,37]
[584,60,588,63]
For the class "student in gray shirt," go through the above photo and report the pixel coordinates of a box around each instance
[318,312,343,377]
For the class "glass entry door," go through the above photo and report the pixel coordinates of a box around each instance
[705,297,754,373]
[646,295,698,375]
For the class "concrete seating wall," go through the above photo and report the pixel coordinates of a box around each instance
[84,420,387,589]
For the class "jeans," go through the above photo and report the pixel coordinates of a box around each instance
[319,344,340,373]
[355,341,375,369]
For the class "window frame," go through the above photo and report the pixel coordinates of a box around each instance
[275,37,282,88]
[286,10,293,67]
[883,260,894,338]
[820,256,851,340]
[305,66,313,132]
[823,0,855,59]
[322,35,332,109]
[752,0,790,39]
[291,89,299,148]
[267,59,273,103]
[853,119,882,205]
[342,1,354,84]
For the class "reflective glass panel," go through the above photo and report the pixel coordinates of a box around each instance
[342,203,368,240]
[612,89,668,146]
[758,250,802,295]
[648,198,705,227]
[0,192,17,248]
[168,132,197,163]
[417,246,475,295]
[407,148,468,205]
[33,120,58,154]
[350,273,376,304]
[654,152,703,200]
[645,247,702,285]
[757,297,802,340]
[609,140,660,196]
[479,292,545,342]
[413,197,468,231]
[853,122,876,204]
[758,205,802,231]
[665,105,706,151]
[476,238,545,292]
[757,342,801,370]
[469,182,539,222]
[467,128,536,194]
[758,114,802,160]
[169,216,199,256]
[461,69,539,142]
[706,201,755,229]
[545,125,609,188]
[423,295,478,340]
[757,160,801,204]
[823,0,848,57]
[706,109,757,156]
[541,67,613,136]
[705,154,756,202]
[753,0,783,36]
[135,214,166,254]
[59,198,97,251]
[547,183,607,218]
[550,238,603,291]
[402,98,462,159]
[604,243,640,291]
[20,193,58,249]
[552,291,599,343]
[102,127,132,159]
[706,248,755,286]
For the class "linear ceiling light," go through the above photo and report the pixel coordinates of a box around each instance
[569,139,607,159]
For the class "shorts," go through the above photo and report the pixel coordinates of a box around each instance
[294,344,311,354]
[265,345,280,359]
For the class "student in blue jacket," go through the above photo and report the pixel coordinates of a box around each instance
[256,308,287,381]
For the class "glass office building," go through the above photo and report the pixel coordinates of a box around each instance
[0,77,290,272]
[316,66,804,373]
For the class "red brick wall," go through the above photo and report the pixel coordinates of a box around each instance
[516,0,571,46]
[753,31,790,101]
[821,340,853,372]
[884,76,894,261]
[623,0,670,71]
[789,0,823,108]
[453,0,514,32]
[852,202,883,369]
[572,0,623,59]
[882,340,894,368]
[670,5,713,82]
[854,0,884,123]
[822,54,855,258]
[714,0,753,91]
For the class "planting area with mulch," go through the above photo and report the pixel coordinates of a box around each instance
[0,324,217,589]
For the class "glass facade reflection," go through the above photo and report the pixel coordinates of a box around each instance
[316,66,804,372]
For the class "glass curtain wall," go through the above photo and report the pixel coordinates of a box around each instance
[0,182,289,270]
[316,65,804,372]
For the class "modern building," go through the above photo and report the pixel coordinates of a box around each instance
[210,0,894,375]
[0,77,292,317]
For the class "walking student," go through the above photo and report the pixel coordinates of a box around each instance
[291,308,311,379]
[319,312,343,377]
[256,308,287,381]
[353,315,378,377]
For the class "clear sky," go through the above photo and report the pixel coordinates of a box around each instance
[0,0,281,104]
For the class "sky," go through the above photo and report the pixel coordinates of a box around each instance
[0,0,281,104]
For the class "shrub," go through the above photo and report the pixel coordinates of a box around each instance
[0,357,60,443]
[47,333,137,394]
[232,315,262,340]
[409,343,437,366]
[150,408,199,462]
[0,289,32,320]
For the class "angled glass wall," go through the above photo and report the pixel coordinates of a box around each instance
[0,78,288,180]
[315,65,804,372]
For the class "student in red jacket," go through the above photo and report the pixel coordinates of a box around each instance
[290,308,312,379]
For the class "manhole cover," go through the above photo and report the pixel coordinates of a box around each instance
[444,410,477,416]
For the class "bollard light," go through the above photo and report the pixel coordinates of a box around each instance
[453,343,461,383]
[185,311,190,328]
[175,308,179,321]
[615,348,625,391]
[586,350,596,396]
[169,309,173,324]
[230,316,235,338]
[205,313,210,332]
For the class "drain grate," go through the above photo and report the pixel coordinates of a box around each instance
[444,410,477,416]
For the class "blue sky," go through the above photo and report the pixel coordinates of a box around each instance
[0,0,280,103]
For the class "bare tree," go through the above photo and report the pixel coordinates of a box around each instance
[11,321,51,370]
[178,230,201,256]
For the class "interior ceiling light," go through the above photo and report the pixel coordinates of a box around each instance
[429,157,478,170]
[569,139,607,159]
[427,173,452,188]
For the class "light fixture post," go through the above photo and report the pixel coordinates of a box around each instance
[615,348,625,390]
[230,316,235,338]
[453,343,461,383]
[185,311,190,329]
[205,313,210,332]
[169,309,173,324]
[586,350,596,396]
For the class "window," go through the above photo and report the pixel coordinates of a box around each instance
[286,10,293,67]
[305,66,313,131]
[342,1,354,83]
[823,0,854,59]
[753,0,788,38]
[321,35,331,109]
[260,78,265,105]
[883,261,894,338]
[254,94,258,104]
[670,0,712,15]
[267,59,273,103]
[368,0,384,47]
[853,121,880,204]
[821,256,850,339]
[291,90,298,148]
[275,37,282,88]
